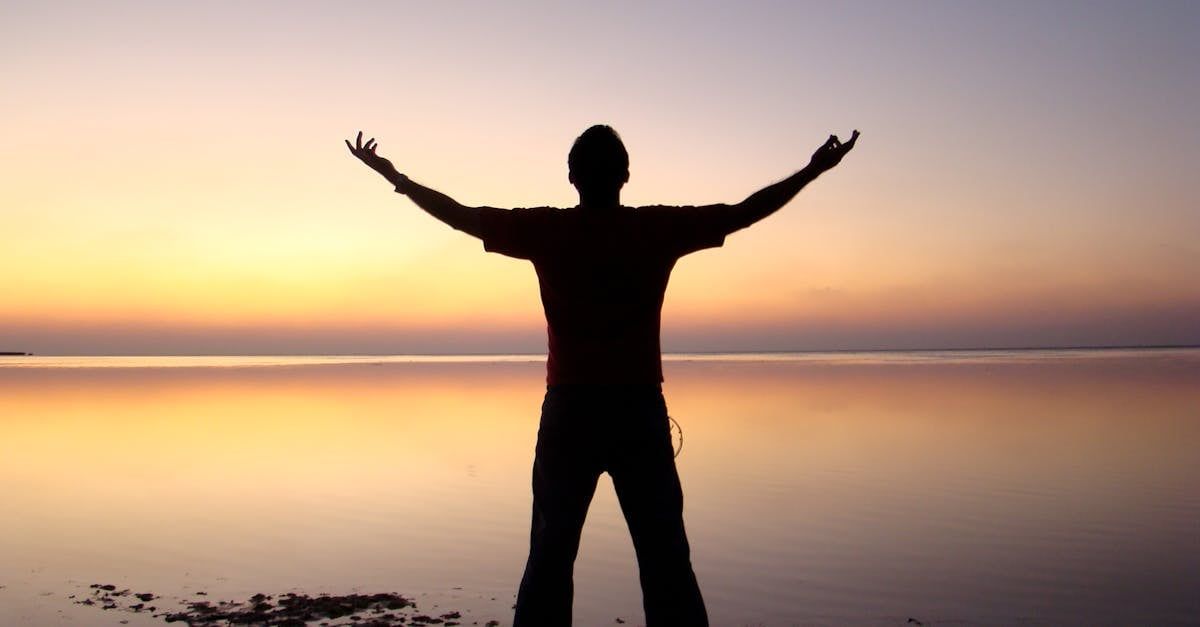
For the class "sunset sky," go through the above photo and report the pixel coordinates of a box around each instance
[3,1,1197,354]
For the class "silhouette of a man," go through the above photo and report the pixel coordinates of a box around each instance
[348,125,858,626]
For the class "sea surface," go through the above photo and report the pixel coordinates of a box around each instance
[1,349,1197,626]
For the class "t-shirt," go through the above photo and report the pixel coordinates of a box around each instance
[479,204,734,384]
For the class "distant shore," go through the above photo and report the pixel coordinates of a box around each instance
[1,344,1197,359]
[1,347,1197,373]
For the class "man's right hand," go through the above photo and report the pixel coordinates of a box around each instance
[346,130,405,186]
[807,130,860,174]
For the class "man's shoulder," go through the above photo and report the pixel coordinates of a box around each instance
[481,205,569,224]
[633,203,727,212]
[629,204,682,220]
[513,205,567,212]
[632,204,727,218]
[630,204,707,223]
[505,205,572,218]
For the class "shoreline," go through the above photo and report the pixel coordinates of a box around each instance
[1,345,1197,372]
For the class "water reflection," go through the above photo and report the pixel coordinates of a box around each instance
[1,351,1197,625]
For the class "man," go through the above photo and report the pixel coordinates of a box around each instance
[347,125,858,626]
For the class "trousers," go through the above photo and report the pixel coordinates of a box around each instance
[512,384,708,627]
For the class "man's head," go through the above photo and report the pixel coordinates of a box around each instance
[568,125,629,200]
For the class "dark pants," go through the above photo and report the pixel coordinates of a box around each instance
[513,384,708,627]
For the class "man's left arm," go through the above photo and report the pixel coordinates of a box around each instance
[346,131,483,238]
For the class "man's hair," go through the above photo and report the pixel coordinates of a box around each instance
[568,125,629,191]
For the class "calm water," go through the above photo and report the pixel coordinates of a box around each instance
[1,349,1197,625]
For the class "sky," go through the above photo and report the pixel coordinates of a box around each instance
[2,0,1198,355]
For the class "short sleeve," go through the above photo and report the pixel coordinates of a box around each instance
[479,207,558,260]
[638,204,734,257]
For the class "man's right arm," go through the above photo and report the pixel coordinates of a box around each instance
[723,130,860,234]
[346,131,483,238]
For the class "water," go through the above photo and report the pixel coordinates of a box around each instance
[2,349,1197,625]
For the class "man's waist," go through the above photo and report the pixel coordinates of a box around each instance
[545,357,664,385]
[547,381,662,391]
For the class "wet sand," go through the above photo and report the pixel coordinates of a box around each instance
[3,575,515,626]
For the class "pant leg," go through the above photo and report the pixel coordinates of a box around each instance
[514,389,601,627]
[608,392,709,627]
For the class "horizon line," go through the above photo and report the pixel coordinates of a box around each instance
[6,343,1198,358]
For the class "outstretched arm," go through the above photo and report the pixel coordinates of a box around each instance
[725,130,859,233]
[345,131,482,238]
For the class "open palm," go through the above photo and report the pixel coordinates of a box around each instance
[345,131,402,184]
